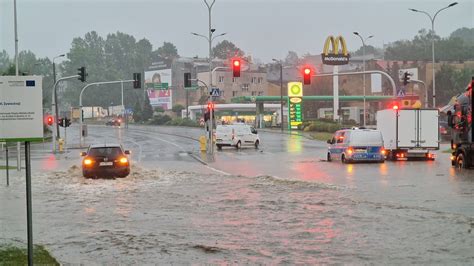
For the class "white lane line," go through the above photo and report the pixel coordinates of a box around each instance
[205,165,231,176]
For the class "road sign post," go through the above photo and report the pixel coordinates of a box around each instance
[0,76,44,266]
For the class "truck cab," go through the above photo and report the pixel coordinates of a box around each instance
[447,79,473,169]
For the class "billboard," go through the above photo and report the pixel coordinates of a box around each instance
[144,68,172,110]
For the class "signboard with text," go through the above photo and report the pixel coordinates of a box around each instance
[287,82,303,130]
[144,68,172,110]
[0,76,44,142]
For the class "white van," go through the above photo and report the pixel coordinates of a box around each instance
[216,124,260,149]
[327,128,385,163]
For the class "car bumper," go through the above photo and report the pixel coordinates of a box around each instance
[347,153,384,162]
[83,166,130,177]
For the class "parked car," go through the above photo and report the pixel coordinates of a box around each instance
[81,143,131,178]
[439,121,451,141]
[216,124,260,150]
[327,128,385,163]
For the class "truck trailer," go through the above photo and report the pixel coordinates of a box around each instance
[376,107,439,161]
[447,78,473,169]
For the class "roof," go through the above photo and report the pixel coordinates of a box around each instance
[89,143,122,148]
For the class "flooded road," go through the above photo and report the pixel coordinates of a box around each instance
[1,125,473,264]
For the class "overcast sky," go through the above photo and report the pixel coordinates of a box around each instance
[1,0,473,63]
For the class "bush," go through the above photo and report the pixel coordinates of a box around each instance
[148,114,172,125]
[165,118,199,127]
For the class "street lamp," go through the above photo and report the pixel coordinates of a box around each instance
[409,2,458,107]
[272,59,284,132]
[191,0,227,155]
[353,32,373,127]
[52,54,65,139]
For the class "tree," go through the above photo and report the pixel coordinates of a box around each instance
[172,104,185,116]
[0,50,10,73]
[284,51,299,66]
[133,100,142,122]
[434,64,474,106]
[155,42,179,59]
[212,40,244,60]
[352,45,383,58]
[141,93,153,121]
[450,27,474,44]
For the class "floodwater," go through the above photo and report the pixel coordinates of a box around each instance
[1,165,473,264]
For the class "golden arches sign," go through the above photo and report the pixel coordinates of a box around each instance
[321,35,350,65]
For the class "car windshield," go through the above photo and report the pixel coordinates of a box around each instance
[88,147,122,157]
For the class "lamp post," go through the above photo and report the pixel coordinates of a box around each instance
[353,32,373,127]
[191,0,226,155]
[272,59,284,131]
[52,54,65,139]
[409,2,458,108]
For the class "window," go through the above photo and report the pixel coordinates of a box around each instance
[220,90,225,97]
[251,91,257,96]
[258,77,264,84]
[251,77,257,84]
[336,132,345,143]
[232,91,238,97]
[258,91,264,96]
[218,76,224,83]
[242,84,249,92]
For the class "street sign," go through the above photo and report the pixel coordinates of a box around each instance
[210,88,221,97]
[146,82,169,90]
[397,87,406,97]
[287,82,303,129]
[184,86,199,90]
[0,76,44,142]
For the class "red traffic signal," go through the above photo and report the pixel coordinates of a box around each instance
[46,115,54,126]
[232,59,241,78]
[207,102,215,111]
[392,103,399,110]
[303,67,312,85]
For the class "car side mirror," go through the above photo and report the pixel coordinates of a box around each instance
[327,139,332,144]
[252,129,257,134]
[80,152,87,156]
[124,150,131,155]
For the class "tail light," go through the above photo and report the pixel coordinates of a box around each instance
[450,155,456,161]
[119,157,128,164]
[83,158,93,166]
[380,148,386,156]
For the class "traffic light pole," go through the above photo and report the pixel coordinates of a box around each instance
[51,75,79,153]
[409,79,427,107]
[79,79,134,147]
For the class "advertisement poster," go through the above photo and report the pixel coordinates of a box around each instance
[144,69,172,110]
[0,76,44,141]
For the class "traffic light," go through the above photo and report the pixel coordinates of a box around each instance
[184,73,191,88]
[303,67,312,85]
[133,73,141,89]
[78,67,87,82]
[65,118,71,127]
[402,71,411,86]
[207,102,215,112]
[392,103,399,110]
[232,59,241,77]
[58,118,64,127]
[46,115,54,126]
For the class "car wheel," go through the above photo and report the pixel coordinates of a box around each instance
[254,140,259,149]
[327,153,332,162]
[341,154,347,164]
[235,141,241,149]
[83,172,93,179]
[456,153,469,169]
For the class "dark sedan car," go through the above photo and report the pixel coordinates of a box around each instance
[81,144,131,178]
[106,118,121,126]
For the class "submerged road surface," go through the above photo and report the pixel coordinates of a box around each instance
[1,125,473,264]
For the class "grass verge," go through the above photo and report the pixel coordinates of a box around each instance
[0,166,16,170]
[309,132,334,142]
[0,245,59,265]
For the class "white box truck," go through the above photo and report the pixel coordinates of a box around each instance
[376,108,439,161]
